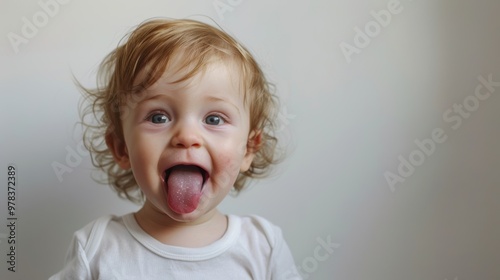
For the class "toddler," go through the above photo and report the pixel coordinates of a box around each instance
[50,18,301,279]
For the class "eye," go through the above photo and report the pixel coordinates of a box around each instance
[148,113,170,124]
[205,114,225,125]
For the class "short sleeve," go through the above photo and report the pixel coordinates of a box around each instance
[247,215,302,280]
[268,226,302,280]
[48,216,112,280]
[48,235,92,280]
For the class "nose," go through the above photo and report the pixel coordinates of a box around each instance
[170,121,203,148]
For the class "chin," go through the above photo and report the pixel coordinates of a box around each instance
[164,202,218,223]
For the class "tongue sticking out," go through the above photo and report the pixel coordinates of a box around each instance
[166,165,204,214]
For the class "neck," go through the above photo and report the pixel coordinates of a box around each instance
[134,202,228,248]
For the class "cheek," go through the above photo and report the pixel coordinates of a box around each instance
[126,136,161,184]
[211,152,243,189]
[229,135,250,158]
[128,131,163,160]
[128,140,151,167]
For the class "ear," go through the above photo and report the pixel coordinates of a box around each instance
[105,131,131,170]
[240,130,262,172]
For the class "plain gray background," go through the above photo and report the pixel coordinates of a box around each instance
[1,0,499,279]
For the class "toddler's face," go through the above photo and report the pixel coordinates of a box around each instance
[112,62,255,222]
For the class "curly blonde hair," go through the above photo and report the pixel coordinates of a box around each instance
[80,18,281,203]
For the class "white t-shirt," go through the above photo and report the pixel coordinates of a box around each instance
[49,214,302,279]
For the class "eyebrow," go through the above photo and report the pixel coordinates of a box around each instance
[136,93,242,115]
[204,96,241,115]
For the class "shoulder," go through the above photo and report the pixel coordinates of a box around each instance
[236,215,284,244]
[73,215,115,242]
[71,214,127,259]
[48,215,126,280]
[230,215,287,253]
[230,215,302,279]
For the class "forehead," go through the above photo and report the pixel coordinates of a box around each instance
[166,59,238,86]
[139,59,245,101]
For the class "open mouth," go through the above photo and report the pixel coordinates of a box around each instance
[164,165,209,186]
[163,164,209,214]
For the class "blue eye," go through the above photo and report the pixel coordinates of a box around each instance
[150,113,169,124]
[205,115,224,125]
